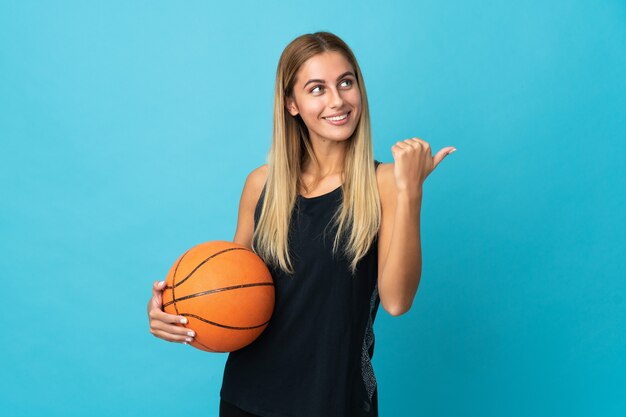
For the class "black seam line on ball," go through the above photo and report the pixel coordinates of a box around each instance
[162,282,275,308]
[181,313,271,330]
[163,247,254,291]
[174,247,252,288]
[172,247,192,317]
[190,337,219,352]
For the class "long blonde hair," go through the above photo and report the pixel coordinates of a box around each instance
[252,31,381,276]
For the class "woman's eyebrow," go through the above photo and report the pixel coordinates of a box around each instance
[303,71,355,89]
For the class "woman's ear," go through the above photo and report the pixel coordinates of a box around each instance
[285,96,299,117]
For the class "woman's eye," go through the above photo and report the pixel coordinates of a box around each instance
[311,79,352,94]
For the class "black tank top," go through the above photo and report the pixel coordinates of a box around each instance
[220,160,382,417]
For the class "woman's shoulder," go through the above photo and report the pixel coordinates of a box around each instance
[248,163,268,183]
[375,161,394,186]
[249,163,268,175]
[245,164,269,201]
[232,164,268,248]
[375,161,397,204]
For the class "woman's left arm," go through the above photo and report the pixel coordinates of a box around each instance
[377,138,456,316]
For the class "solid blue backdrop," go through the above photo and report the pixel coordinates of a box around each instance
[1,1,624,416]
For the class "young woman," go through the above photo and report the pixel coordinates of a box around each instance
[147,31,455,417]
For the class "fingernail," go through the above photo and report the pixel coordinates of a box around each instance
[187,331,195,337]
[183,342,188,345]
[449,148,457,154]
[186,337,193,342]
[159,280,165,286]
[180,318,188,324]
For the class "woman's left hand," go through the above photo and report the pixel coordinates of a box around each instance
[391,137,456,196]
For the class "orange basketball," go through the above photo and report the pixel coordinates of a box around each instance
[162,240,275,352]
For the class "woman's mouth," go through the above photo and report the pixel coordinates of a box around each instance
[323,111,351,126]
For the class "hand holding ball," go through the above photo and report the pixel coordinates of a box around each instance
[162,241,275,352]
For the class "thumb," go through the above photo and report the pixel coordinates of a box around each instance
[151,280,166,309]
[433,146,456,169]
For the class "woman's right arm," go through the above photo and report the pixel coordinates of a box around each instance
[147,164,267,343]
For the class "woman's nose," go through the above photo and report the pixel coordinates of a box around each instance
[327,88,344,108]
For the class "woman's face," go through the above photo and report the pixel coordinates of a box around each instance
[286,51,361,143]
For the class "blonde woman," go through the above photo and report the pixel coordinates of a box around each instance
[147,31,455,417]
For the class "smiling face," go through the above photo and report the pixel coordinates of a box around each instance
[285,51,361,144]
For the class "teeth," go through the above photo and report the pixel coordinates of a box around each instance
[324,113,348,121]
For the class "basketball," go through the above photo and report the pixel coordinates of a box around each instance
[162,240,275,352]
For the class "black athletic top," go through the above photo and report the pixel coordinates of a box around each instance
[220,160,382,417]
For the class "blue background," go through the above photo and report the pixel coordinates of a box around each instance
[1,1,625,416]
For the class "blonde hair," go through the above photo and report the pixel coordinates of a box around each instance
[252,31,381,276]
